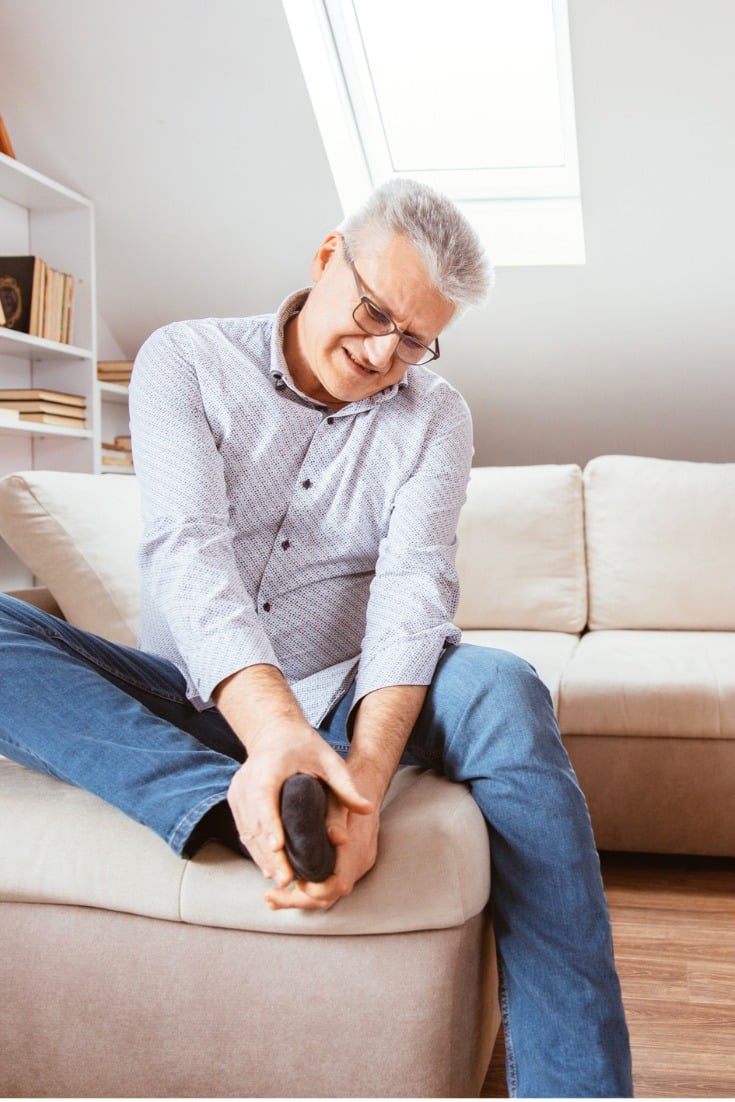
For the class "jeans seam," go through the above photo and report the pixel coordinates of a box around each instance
[40,620,188,706]
[498,957,519,1097]
[170,792,229,853]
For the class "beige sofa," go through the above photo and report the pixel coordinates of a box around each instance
[0,453,733,1097]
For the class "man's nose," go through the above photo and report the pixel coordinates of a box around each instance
[363,331,401,371]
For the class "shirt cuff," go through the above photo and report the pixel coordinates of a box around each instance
[351,624,461,713]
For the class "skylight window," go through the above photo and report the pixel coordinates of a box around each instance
[283,0,585,265]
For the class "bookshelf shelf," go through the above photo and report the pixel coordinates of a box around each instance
[0,152,89,212]
[98,381,130,404]
[0,419,92,440]
[1,153,98,588]
[0,327,92,362]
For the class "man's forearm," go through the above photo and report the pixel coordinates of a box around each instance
[212,663,308,751]
[346,684,429,804]
[212,663,373,889]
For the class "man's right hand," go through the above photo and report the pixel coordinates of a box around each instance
[213,664,372,888]
[226,717,372,887]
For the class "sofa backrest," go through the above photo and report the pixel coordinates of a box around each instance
[0,471,141,646]
[454,464,587,633]
[584,454,735,630]
[4,457,732,644]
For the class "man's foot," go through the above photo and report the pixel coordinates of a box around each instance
[280,774,336,882]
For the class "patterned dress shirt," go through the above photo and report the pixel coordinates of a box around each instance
[129,289,474,727]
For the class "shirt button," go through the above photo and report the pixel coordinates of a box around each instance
[326,416,335,425]
[302,479,312,489]
[262,601,271,612]
[281,539,290,551]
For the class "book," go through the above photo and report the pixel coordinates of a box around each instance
[0,400,89,417]
[98,360,134,371]
[101,454,134,468]
[98,359,134,384]
[0,257,44,335]
[0,256,75,343]
[0,407,19,421]
[18,412,86,428]
[30,257,46,337]
[62,273,75,344]
[0,388,86,407]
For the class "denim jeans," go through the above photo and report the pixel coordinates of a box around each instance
[0,593,632,1097]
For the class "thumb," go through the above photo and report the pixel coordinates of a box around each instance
[323,760,374,817]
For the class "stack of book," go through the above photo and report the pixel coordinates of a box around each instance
[102,433,134,473]
[97,360,134,387]
[0,388,86,428]
[0,256,76,345]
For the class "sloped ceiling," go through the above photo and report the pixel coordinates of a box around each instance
[1,0,734,465]
[0,0,342,355]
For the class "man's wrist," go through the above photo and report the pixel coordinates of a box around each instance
[213,663,309,751]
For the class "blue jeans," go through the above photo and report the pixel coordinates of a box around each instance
[0,593,632,1096]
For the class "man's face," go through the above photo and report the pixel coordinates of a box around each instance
[284,231,455,410]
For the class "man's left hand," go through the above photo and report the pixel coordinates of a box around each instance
[263,794,380,911]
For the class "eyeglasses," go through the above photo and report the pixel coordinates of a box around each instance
[344,245,440,366]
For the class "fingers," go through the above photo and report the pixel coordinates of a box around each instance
[264,874,351,912]
[228,769,293,886]
[265,805,380,912]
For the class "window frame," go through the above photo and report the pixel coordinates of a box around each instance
[282,0,585,265]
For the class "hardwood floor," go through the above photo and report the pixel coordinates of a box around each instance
[482,852,735,1098]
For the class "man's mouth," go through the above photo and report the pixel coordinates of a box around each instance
[344,347,378,375]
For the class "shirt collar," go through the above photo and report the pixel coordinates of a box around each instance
[269,288,409,415]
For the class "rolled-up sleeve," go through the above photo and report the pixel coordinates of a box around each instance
[129,323,280,707]
[352,390,473,706]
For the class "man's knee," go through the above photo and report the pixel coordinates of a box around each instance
[0,593,27,628]
[0,592,59,641]
[440,642,550,705]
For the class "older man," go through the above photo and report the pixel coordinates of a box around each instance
[0,180,632,1096]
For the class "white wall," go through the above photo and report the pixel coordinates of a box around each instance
[443,0,735,465]
[0,0,733,467]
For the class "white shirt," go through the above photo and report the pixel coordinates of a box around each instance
[129,289,473,727]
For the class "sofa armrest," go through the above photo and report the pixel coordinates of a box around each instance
[4,587,64,619]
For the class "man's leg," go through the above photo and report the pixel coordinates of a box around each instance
[403,643,633,1098]
[0,594,243,855]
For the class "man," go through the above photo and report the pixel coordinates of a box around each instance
[0,179,632,1096]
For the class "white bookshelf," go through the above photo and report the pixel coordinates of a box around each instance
[0,152,99,587]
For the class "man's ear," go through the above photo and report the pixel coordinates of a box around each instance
[310,232,343,283]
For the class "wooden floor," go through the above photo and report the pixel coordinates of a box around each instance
[481,852,735,1098]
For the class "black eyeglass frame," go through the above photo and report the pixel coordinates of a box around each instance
[343,243,441,366]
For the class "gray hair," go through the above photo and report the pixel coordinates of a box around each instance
[341,178,493,314]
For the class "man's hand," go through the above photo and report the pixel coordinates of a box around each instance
[214,664,373,889]
[227,718,372,888]
[214,667,427,911]
[264,792,380,911]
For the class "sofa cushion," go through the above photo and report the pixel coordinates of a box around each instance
[0,471,141,646]
[460,629,580,713]
[559,630,735,738]
[584,454,735,630]
[0,760,490,936]
[455,464,587,633]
